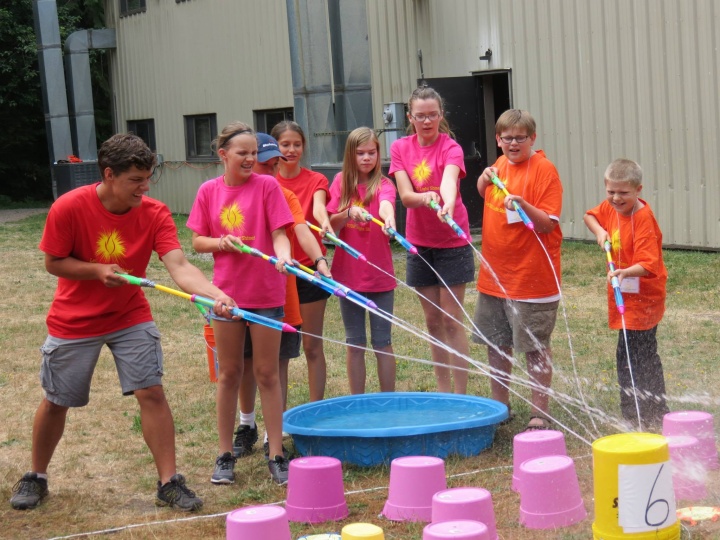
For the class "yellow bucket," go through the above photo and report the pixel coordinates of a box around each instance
[341,523,384,540]
[592,433,680,539]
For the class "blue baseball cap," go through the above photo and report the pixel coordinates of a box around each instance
[256,132,286,163]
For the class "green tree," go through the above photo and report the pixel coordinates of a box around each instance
[0,0,109,203]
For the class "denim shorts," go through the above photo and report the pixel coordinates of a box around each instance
[472,293,559,353]
[39,322,163,407]
[338,290,394,347]
[406,244,475,288]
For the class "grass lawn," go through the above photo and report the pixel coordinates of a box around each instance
[1,212,719,539]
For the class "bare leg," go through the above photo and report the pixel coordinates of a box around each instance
[250,324,284,458]
[279,357,290,411]
[238,354,256,420]
[134,385,176,484]
[374,345,396,392]
[416,285,452,392]
[439,284,470,394]
[299,298,327,401]
[30,398,69,474]
[346,344,367,394]
[214,320,246,454]
[526,349,553,418]
[488,345,513,405]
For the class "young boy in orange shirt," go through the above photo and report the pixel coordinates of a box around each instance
[474,110,563,431]
[584,158,669,429]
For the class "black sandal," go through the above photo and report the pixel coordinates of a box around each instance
[524,415,552,431]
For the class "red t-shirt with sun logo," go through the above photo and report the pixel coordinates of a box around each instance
[187,174,294,308]
[389,132,469,248]
[40,183,181,338]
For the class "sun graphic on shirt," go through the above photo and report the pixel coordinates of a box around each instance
[610,229,622,253]
[353,199,366,209]
[412,159,432,185]
[488,184,507,210]
[95,230,126,264]
[220,202,245,233]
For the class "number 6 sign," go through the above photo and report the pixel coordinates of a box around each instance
[618,462,677,532]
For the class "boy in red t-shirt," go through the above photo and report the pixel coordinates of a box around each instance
[10,134,236,512]
[474,109,563,431]
[584,158,669,429]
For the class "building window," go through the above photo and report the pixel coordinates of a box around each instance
[120,0,146,17]
[254,108,294,134]
[127,119,156,151]
[184,114,217,161]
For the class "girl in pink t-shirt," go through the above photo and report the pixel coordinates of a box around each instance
[186,122,293,485]
[328,127,397,394]
[388,87,474,394]
[272,121,332,402]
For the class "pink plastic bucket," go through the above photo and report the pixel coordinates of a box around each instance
[667,435,708,501]
[382,456,447,522]
[512,429,566,492]
[431,487,498,540]
[663,411,718,470]
[226,505,291,540]
[518,455,587,529]
[285,456,349,523]
[423,520,489,540]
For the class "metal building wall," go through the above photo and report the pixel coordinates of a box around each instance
[105,0,294,213]
[367,0,720,248]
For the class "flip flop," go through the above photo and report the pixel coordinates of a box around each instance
[524,415,552,431]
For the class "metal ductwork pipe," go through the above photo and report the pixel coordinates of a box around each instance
[32,0,73,167]
[64,29,116,161]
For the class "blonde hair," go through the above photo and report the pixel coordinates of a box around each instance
[406,86,455,139]
[214,121,255,152]
[605,158,643,187]
[338,127,383,210]
[495,109,536,137]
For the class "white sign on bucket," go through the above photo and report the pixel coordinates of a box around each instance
[618,461,677,533]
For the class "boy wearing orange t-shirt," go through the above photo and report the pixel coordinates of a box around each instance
[584,158,669,429]
[474,110,563,431]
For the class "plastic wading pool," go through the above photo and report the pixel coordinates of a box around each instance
[283,392,509,467]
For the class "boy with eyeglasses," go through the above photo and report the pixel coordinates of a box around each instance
[473,109,563,431]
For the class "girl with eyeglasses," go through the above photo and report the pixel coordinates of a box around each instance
[388,86,474,394]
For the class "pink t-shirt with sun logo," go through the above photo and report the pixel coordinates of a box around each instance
[187,174,294,308]
[388,132,469,248]
[326,173,397,292]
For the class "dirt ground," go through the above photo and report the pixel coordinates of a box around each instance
[0,208,48,224]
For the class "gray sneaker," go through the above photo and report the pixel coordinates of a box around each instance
[233,424,258,458]
[211,452,236,484]
[156,473,203,511]
[268,455,289,485]
[10,472,48,510]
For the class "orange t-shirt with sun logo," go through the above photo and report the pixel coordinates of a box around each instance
[40,183,181,338]
[586,199,667,330]
[477,150,563,300]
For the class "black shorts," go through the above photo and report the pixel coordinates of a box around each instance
[244,325,302,359]
[406,244,475,288]
[296,263,332,304]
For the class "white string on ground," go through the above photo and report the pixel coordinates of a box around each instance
[46,453,594,540]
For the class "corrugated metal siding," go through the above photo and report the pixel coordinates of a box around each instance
[105,0,294,213]
[368,0,720,248]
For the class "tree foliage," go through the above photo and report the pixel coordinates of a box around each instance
[0,0,109,202]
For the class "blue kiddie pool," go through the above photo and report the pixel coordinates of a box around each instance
[283,392,508,467]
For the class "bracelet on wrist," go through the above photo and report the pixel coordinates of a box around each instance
[218,234,224,252]
[347,207,351,219]
[315,256,328,266]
